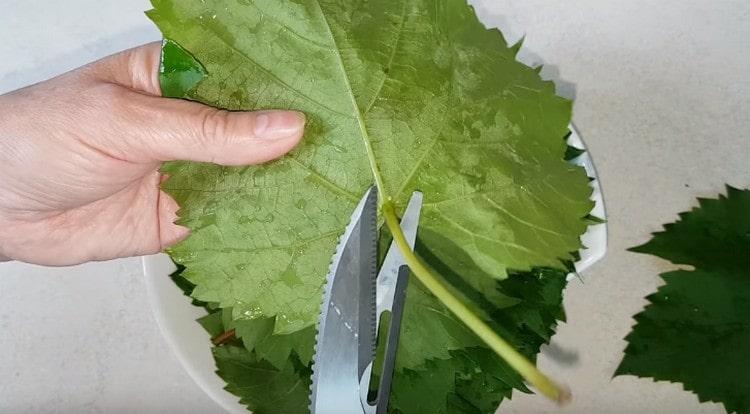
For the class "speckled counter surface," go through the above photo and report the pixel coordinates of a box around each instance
[1,1,747,413]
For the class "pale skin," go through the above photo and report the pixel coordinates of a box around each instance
[0,43,305,266]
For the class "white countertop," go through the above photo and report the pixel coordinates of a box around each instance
[1,1,747,413]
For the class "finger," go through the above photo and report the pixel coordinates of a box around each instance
[87,43,307,166]
[89,42,163,95]
[103,89,306,165]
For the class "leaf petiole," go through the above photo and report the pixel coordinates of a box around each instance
[212,329,236,346]
[381,200,571,404]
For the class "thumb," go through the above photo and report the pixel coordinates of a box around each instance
[91,42,306,166]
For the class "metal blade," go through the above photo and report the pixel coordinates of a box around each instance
[361,192,423,414]
[310,186,378,414]
[375,192,423,321]
[374,265,409,414]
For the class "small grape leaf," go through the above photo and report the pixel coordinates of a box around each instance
[200,312,314,413]
[617,186,750,414]
[159,39,206,98]
[206,314,317,368]
[390,348,516,414]
[393,275,483,370]
[196,310,224,338]
[213,345,311,414]
[252,325,317,369]
[169,263,212,309]
[390,267,568,413]
[390,355,459,414]
[450,347,522,413]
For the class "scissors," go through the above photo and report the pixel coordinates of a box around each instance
[309,186,423,414]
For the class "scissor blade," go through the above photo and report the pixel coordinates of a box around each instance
[310,186,378,414]
[374,265,409,414]
[376,192,423,316]
[361,192,423,414]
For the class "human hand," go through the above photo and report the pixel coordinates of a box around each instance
[0,43,305,266]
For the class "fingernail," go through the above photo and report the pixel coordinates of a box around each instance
[253,110,306,140]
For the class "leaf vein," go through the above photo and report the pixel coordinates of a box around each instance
[209,28,353,118]
[286,156,359,201]
[192,230,341,254]
[312,0,386,194]
[363,1,408,115]
[480,194,566,238]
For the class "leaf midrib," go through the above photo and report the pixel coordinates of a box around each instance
[312,0,387,198]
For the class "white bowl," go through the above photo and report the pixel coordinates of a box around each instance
[143,255,247,413]
[142,126,608,413]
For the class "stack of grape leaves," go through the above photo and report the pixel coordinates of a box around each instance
[147,0,597,412]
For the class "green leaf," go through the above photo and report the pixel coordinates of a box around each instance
[196,311,224,337]
[617,186,750,414]
[150,0,592,410]
[214,345,312,414]
[159,39,207,98]
[233,316,275,353]
[169,263,215,310]
[253,325,317,369]
[390,268,568,413]
[394,277,482,370]
[147,0,593,337]
[204,266,567,413]
[490,267,568,349]
[629,186,750,270]
[391,355,460,414]
[449,348,518,413]
[206,312,338,377]
[564,146,585,162]
[201,312,315,413]
[390,346,520,414]
[389,237,542,372]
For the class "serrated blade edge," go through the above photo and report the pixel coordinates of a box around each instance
[309,186,378,414]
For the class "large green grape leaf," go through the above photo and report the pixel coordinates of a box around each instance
[147,0,593,337]
[617,186,750,414]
